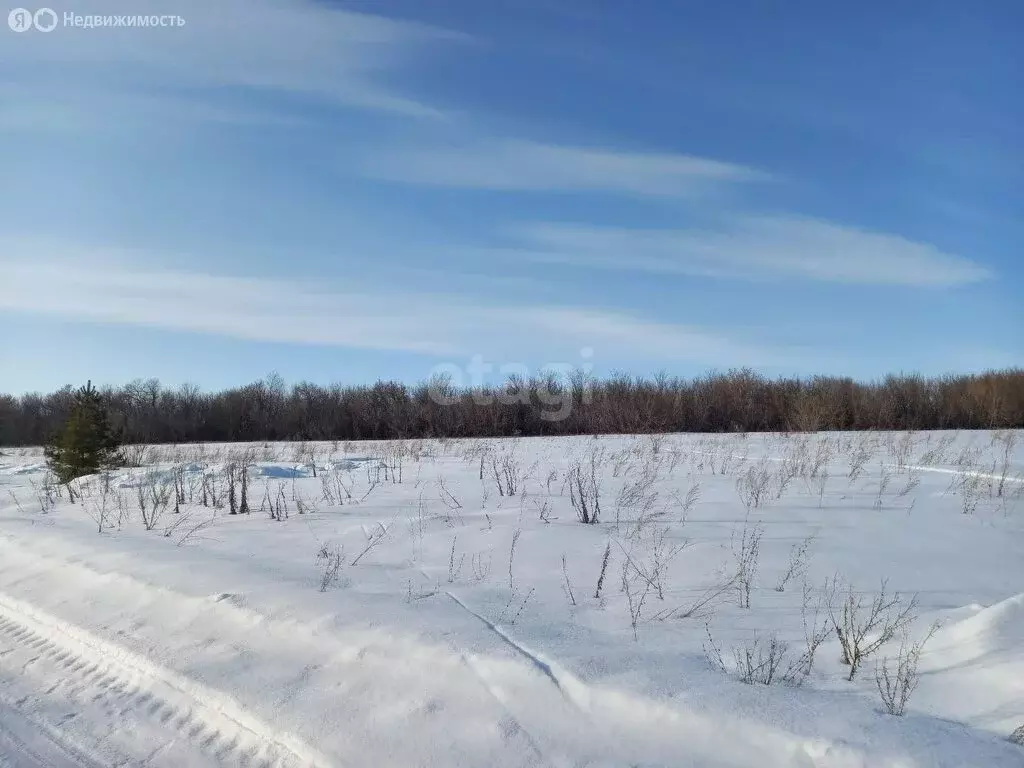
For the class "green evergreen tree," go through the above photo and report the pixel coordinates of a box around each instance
[44,381,122,484]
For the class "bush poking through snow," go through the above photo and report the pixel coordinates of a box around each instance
[776,533,816,592]
[350,521,391,565]
[825,576,919,681]
[138,473,173,531]
[781,581,832,686]
[732,516,764,609]
[734,633,791,685]
[316,543,345,592]
[1009,724,1024,746]
[568,452,603,524]
[594,541,612,599]
[561,554,577,606]
[874,622,939,716]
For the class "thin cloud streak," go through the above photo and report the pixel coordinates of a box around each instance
[357,139,768,197]
[0,239,787,369]
[511,216,992,287]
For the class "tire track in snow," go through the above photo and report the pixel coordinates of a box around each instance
[0,693,105,767]
[0,592,332,768]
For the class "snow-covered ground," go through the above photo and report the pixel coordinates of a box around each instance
[0,431,1022,767]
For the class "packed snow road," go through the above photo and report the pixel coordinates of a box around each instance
[0,695,102,768]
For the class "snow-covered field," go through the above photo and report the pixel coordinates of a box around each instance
[0,431,1022,767]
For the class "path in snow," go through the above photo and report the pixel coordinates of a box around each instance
[0,592,325,767]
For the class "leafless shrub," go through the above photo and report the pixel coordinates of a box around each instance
[703,623,727,673]
[499,587,535,625]
[437,477,464,526]
[163,511,217,546]
[82,472,114,533]
[203,470,224,509]
[534,498,553,524]
[295,493,319,515]
[736,461,772,511]
[569,450,603,524]
[874,465,892,511]
[619,527,687,604]
[1009,724,1024,746]
[875,622,939,716]
[678,483,701,518]
[956,470,985,515]
[616,465,660,530]
[594,540,612,599]
[896,468,921,499]
[263,480,289,521]
[733,632,790,685]
[561,554,577,606]
[653,574,736,621]
[621,557,652,640]
[235,450,255,514]
[491,449,523,497]
[447,536,465,583]
[508,528,522,591]
[781,581,832,685]
[731,516,763,608]
[993,430,1019,498]
[138,472,172,531]
[227,462,239,514]
[358,472,381,503]
[350,521,391,565]
[848,438,873,483]
[917,433,956,467]
[888,432,916,473]
[776,533,816,592]
[406,577,441,602]
[316,543,346,591]
[121,443,151,468]
[30,472,60,513]
[825,576,919,680]
[544,468,559,493]
[470,551,492,583]
[774,458,800,500]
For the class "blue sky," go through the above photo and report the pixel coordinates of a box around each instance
[1,0,1021,394]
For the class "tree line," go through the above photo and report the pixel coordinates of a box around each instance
[1,368,1021,447]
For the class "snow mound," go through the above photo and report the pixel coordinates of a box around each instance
[916,593,1024,736]
[941,592,1024,659]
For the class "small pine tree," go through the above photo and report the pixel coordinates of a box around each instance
[44,381,122,484]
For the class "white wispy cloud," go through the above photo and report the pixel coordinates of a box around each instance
[0,238,783,369]
[1,0,463,121]
[356,139,767,197]
[510,216,991,287]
